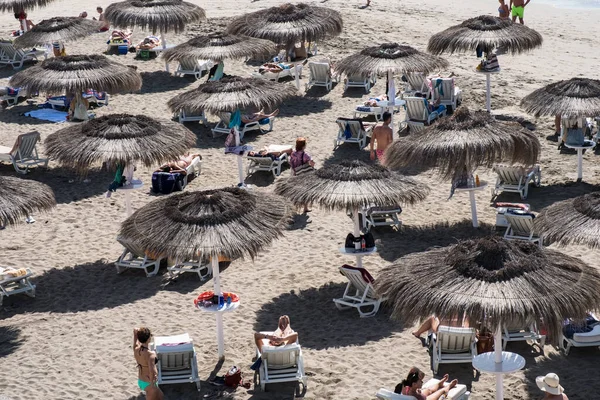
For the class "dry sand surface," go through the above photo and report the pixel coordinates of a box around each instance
[1,0,600,399]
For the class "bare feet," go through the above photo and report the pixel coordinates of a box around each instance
[447,379,458,390]
[412,331,421,338]
[270,109,280,118]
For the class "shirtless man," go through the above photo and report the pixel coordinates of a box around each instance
[370,111,393,165]
[510,0,531,24]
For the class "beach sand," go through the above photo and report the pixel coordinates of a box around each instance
[1,0,600,399]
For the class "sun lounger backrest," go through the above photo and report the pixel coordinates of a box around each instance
[13,131,41,160]
[336,119,363,140]
[159,351,192,370]
[406,72,426,92]
[339,266,377,298]
[219,112,232,126]
[437,326,476,353]
[0,42,17,59]
[308,62,330,81]
[431,78,455,102]
[494,165,526,185]
[116,236,147,258]
[179,57,199,71]
[505,214,535,237]
[405,97,429,121]
[262,343,300,369]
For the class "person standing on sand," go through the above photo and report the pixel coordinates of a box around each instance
[536,373,569,400]
[510,0,531,24]
[370,111,393,165]
[498,0,510,19]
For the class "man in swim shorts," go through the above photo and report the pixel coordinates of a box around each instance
[510,0,530,24]
[370,112,393,165]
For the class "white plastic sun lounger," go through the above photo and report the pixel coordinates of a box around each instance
[404,97,444,130]
[560,324,600,356]
[257,342,307,391]
[0,268,36,306]
[115,237,162,277]
[151,333,201,391]
[353,97,404,122]
[246,145,292,177]
[306,61,334,91]
[492,164,541,200]
[168,257,212,281]
[503,213,542,248]
[502,322,545,350]
[430,77,462,113]
[402,72,428,98]
[173,58,214,80]
[212,112,275,139]
[361,205,402,231]
[377,379,470,400]
[334,118,374,149]
[0,131,48,174]
[431,326,477,374]
[333,265,384,318]
[0,41,46,69]
[344,73,376,92]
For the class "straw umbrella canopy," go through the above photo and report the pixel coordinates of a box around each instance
[162,32,276,64]
[44,114,197,171]
[428,15,543,55]
[0,0,50,11]
[227,2,342,46]
[13,16,103,48]
[334,43,449,78]
[376,236,600,399]
[521,78,600,118]
[0,176,55,227]
[119,187,291,359]
[385,107,540,179]
[9,54,142,94]
[104,0,205,34]
[535,192,600,249]
[168,76,297,186]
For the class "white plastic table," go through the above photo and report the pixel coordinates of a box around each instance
[338,246,378,256]
[564,140,595,181]
[119,179,143,216]
[472,351,525,374]
[453,181,488,228]
[474,69,501,112]
[196,300,240,313]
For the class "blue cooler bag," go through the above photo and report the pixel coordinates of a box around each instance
[151,172,185,194]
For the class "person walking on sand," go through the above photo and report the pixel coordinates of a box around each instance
[510,0,531,24]
[370,111,393,165]
[536,373,569,400]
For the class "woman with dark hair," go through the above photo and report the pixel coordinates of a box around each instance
[133,327,164,400]
[396,368,457,400]
[289,137,315,213]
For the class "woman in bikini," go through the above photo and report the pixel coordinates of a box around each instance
[133,327,164,400]
[397,368,458,400]
[498,0,510,19]
[156,153,202,174]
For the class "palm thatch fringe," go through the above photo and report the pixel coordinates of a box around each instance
[0,176,56,227]
[227,3,342,45]
[521,78,600,118]
[44,114,196,171]
[8,54,142,94]
[0,0,52,12]
[119,187,291,260]
[105,0,205,34]
[162,32,276,63]
[167,76,297,115]
[274,160,429,211]
[535,192,600,249]
[334,43,449,77]
[13,17,103,48]
[375,236,600,341]
[427,15,543,55]
[384,107,540,179]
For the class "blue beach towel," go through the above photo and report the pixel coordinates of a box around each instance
[24,109,68,123]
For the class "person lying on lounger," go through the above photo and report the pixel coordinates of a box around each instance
[412,314,470,339]
[247,144,292,159]
[259,63,292,74]
[396,367,458,400]
[137,36,161,50]
[156,153,202,174]
[363,94,388,107]
[242,109,279,125]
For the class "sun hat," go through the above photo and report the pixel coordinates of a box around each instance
[536,373,564,395]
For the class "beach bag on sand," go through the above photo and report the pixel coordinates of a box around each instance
[224,365,243,388]
[151,171,185,194]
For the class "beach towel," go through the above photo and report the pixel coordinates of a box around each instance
[209,61,224,81]
[229,110,241,129]
[340,264,375,284]
[24,109,67,123]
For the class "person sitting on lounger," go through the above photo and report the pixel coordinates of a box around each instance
[259,62,293,74]
[363,94,388,107]
[241,109,279,126]
[396,367,458,400]
[412,314,470,339]
[251,315,298,371]
[156,153,202,174]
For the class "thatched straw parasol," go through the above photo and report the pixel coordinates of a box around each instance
[0,0,50,11]
[45,114,196,171]
[9,54,142,94]
[275,160,429,269]
[385,107,540,179]
[168,76,297,186]
[13,16,103,48]
[376,236,600,399]
[428,15,542,112]
[535,192,600,249]
[334,43,449,78]
[162,32,276,63]
[427,15,543,55]
[120,187,290,358]
[0,176,55,227]
[227,2,342,45]
[385,107,540,227]
[520,77,600,118]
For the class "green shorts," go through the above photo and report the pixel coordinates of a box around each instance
[512,6,524,18]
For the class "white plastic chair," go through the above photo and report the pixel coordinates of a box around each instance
[333,265,383,318]
[0,131,48,174]
[344,73,376,93]
[431,326,477,374]
[492,164,541,200]
[361,205,402,231]
[502,322,545,350]
[430,78,462,112]
[334,118,373,149]
[173,58,214,79]
[306,61,333,91]
[0,41,46,69]
[257,342,307,391]
[115,237,162,277]
[503,213,542,248]
[0,268,36,306]
[151,333,201,391]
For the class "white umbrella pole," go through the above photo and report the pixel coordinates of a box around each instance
[234,126,245,186]
[469,191,479,228]
[576,149,584,181]
[494,324,504,400]
[486,73,491,113]
[161,32,169,72]
[294,64,301,90]
[353,207,362,268]
[124,164,135,216]
[212,256,225,359]
[387,71,395,133]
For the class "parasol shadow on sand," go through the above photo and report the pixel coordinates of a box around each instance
[139,70,196,93]
[493,181,600,211]
[8,54,142,94]
[13,16,103,48]
[520,77,600,118]
[376,236,600,400]
[0,325,23,358]
[0,175,55,227]
[534,192,600,249]
[253,283,402,350]
[227,2,342,45]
